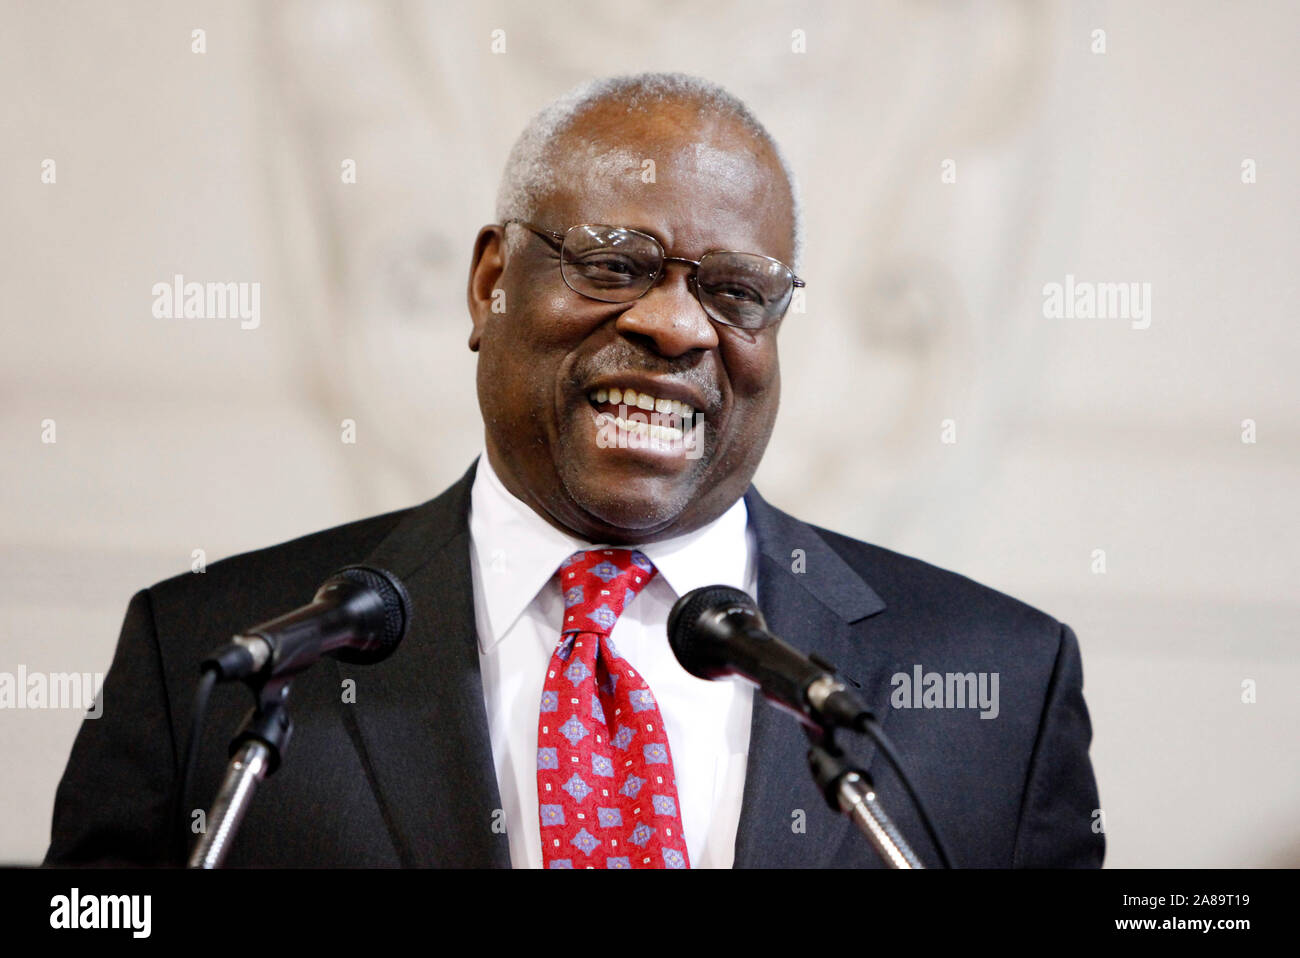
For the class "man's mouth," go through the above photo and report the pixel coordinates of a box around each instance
[585,386,701,446]
[587,386,694,420]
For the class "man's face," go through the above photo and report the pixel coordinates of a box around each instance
[468,101,795,544]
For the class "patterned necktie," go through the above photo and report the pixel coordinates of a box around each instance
[536,548,690,869]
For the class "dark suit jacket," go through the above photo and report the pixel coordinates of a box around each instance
[45,459,1104,867]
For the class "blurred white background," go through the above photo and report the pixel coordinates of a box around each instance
[2,0,1296,866]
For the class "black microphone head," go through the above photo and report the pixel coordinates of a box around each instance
[330,565,412,664]
[668,585,765,680]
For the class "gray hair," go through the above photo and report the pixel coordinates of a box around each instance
[495,72,803,272]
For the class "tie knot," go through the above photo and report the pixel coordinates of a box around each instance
[556,549,657,636]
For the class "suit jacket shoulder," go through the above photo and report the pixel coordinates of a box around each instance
[46,470,481,868]
[810,521,1067,656]
[738,487,1104,867]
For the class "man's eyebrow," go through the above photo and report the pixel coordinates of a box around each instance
[510,222,563,252]
[614,224,670,249]
[548,220,674,250]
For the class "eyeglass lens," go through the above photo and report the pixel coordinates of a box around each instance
[559,225,794,329]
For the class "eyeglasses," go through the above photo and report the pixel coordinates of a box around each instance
[503,220,804,330]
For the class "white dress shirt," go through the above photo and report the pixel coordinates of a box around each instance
[468,452,756,868]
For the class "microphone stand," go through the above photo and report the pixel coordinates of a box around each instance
[187,675,295,869]
[805,724,925,869]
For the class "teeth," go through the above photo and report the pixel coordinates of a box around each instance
[587,387,699,425]
[612,417,685,443]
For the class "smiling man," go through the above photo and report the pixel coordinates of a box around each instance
[470,81,794,545]
[47,73,1104,869]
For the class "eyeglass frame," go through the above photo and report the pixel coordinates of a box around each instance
[501,219,805,330]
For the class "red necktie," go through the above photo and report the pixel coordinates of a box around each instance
[536,549,690,869]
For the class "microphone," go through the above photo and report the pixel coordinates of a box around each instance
[669,585,956,869]
[202,565,412,682]
[667,585,873,732]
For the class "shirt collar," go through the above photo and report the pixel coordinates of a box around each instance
[468,451,752,654]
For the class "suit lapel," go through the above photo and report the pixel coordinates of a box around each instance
[732,486,891,867]
[332,459,511,867]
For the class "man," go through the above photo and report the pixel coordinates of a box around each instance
[46,72,1104,868]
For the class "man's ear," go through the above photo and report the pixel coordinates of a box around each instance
[467,225,506,352]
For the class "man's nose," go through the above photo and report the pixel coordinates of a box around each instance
[613,266,719,357]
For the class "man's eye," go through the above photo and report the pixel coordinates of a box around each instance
[569,254,651,287]
[709,282,765,304]
[576,255,640,276]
